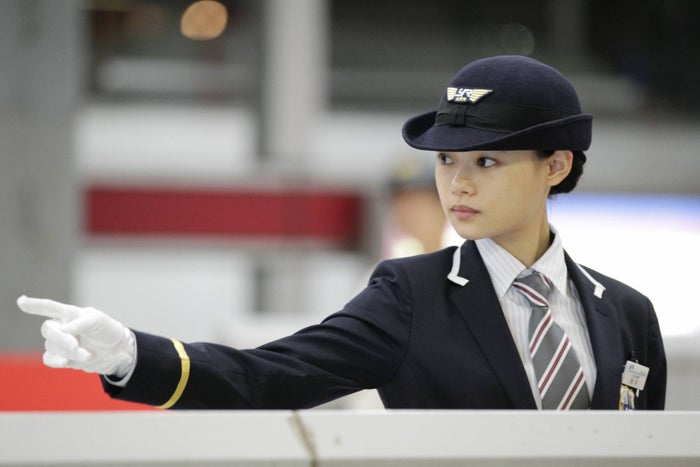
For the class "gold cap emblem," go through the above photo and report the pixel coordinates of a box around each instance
[446,87,493,104]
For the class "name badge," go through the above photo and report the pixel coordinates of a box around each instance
[621,360,649,391]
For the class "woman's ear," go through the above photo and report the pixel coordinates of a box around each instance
[546,150,573,187]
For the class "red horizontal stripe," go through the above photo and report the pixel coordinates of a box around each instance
[86,185,363,245]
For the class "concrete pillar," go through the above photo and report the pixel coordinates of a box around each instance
[0,0,82,349]
[258,0,328,172]
[251,0,329,313]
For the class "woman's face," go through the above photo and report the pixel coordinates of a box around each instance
[434,150,554,249]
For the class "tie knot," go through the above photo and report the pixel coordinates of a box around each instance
[513,269,552,308]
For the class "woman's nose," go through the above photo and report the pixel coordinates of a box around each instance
[451,167,475,195]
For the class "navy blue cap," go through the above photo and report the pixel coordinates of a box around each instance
[402,55,592,152]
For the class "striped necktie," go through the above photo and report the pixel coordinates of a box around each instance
[512,269,589,410]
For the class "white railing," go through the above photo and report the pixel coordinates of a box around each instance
[1,410,699,466]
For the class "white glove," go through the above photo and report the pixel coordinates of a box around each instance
[17,295,135,378]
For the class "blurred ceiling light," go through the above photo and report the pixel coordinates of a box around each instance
[499,23,535,56]
[181,1,228,41]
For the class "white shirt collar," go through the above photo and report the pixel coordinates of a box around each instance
[474,226,569,299]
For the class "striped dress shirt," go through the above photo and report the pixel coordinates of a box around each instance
[474,228,597,409]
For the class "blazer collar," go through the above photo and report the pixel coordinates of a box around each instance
[447,242,623,410]
[447,241,536,409]
[565,253,622,409]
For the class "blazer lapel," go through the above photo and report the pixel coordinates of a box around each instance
[565,253,622,409]
[447,241,537,409]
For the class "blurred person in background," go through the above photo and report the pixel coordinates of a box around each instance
[17,55,666,411]
[382,154,452,259]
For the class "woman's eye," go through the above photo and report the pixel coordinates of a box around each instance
[477,157,496,167]
[438,153,453,165]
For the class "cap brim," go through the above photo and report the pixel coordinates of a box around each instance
[403,111,593,152]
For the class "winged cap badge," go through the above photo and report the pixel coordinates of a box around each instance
[446,87,493,104]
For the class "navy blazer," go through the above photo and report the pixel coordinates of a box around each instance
[104,241,667,410]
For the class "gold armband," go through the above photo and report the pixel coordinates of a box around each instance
[156,338,190,409]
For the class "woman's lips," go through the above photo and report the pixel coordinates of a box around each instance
[451,205,479,220]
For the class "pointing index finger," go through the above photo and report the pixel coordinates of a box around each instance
[17,295,83,323]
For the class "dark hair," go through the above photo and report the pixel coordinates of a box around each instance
[537,150,586,195]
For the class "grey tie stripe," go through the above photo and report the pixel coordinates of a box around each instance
[513,270,589,410]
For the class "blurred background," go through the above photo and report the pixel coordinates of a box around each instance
[0,0,698,410]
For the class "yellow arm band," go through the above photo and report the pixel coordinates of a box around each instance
[156,338,191,409]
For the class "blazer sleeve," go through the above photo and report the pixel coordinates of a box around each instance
[102,260,414,409]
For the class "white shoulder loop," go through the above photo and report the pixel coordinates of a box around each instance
[576,263,605,299]
[447,245,469,286]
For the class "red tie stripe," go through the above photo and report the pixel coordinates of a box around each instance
[529,310,554,354]
[538,335,571,395]
[559,368,587,410]
[512,282,548,308]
